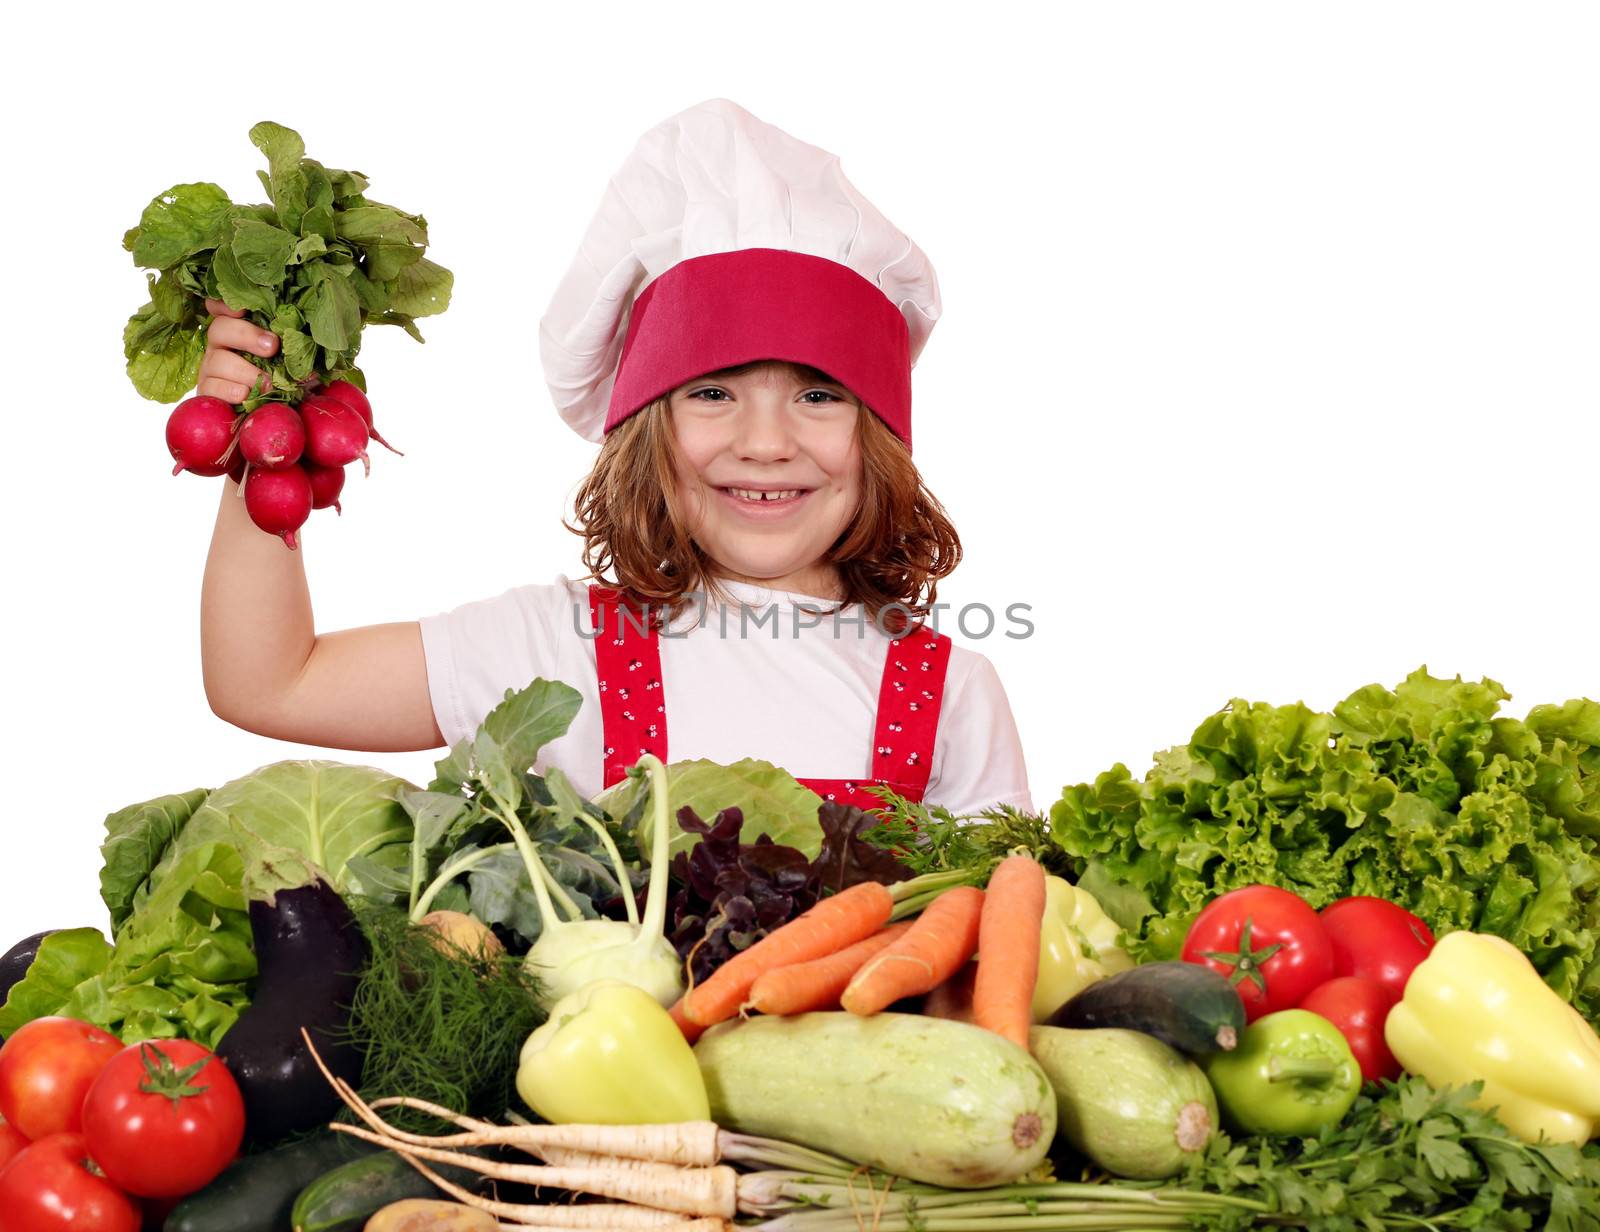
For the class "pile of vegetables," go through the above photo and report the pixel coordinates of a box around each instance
[0,762,412,1048]
[1051,667,1600,1023]
[2,667,1600,1231]
[126,122,452,546]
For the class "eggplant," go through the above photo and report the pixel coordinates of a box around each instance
[0,931,61,1040]
[216,877,368,1146]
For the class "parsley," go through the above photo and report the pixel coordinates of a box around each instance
[1187,1076,1600,1230]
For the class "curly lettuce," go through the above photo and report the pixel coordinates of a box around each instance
[1051,668,1600,1022]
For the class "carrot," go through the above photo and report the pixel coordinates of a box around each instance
[745,921,914,1016]
[840,886,985,1016]
[683,881,894,1026]
[668,997,705,1044]
[972,853,1047,1048]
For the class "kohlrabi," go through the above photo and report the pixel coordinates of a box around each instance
[424,752,682,1011]
[521,754,681,1008]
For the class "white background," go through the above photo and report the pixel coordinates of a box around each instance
[1,2,1595,949]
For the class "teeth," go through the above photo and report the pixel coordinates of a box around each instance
[728,488,802,502]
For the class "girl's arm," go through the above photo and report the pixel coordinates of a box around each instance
[197,300,444,752]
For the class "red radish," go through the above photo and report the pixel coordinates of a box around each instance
[319,379,367,416]
[165,396,237,477]
[237,404,306,471]
[301,394,371,476]
[304,460,346,514]
[244,466,313,549]
[321,380,402,455]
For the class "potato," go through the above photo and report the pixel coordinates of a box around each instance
[365,1197,497,1231]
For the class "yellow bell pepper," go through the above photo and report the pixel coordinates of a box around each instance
[1384,931,1600,1145]
[516,979,710,1125]
[1031,876,1135,1022]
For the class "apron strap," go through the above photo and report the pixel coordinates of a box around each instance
[867,622,953,799]
[588,584,668,790]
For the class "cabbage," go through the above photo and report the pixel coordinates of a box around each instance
[596,757,825,861]
[160,760,412,895]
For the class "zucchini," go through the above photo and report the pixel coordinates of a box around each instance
[1030,1026,1218,1179]
[292,1145,496,1232]
[694,1011,1055,1188]
[1049,961,1244,1054]
[165,1132,381,1232]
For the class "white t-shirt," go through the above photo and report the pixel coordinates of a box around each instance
[419,575,1033,816]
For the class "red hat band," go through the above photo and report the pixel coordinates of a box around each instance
[605,248,914,450]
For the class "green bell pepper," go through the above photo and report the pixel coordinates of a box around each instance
[516,979,710,1124]
[1203,1008,1361,1136]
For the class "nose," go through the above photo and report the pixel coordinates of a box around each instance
[730,392,799,462]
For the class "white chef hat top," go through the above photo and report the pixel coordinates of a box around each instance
[538,97,942,444]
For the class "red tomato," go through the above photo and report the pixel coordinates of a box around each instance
[1318,896,1435,1002]
[1300,976,1401,1083]
[1,1115,28,1170]
[1181,885,1334,1021]
[0,1132,140,1232]
[81,1042,244,1199]
[0,1019,123,1141]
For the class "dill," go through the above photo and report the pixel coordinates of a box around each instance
[341,897,545,1131]
[864,788,1076,879]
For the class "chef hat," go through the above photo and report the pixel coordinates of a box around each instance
[539,98,941,451]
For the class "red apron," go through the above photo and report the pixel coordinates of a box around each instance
[587,584,952,810]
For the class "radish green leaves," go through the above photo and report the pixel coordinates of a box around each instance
[122,122,452,407]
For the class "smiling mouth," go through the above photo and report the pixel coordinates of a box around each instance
[721,487,809,504]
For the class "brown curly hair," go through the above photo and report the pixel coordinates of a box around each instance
[564,361,961,634]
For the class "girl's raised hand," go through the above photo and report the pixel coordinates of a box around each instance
[198,299,279,403]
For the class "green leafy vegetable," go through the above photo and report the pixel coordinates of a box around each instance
[99,789,209,931]
[1050,667,1600,1023]
[369,681,639,950]
[2,762,414,1047]
[0,839,257,1047]
[0,929,113,1037]
[164,760,412,897]
[341,897,544,1130]
[597,757,826,861]
[123,122,452,407]
[1182,1076,1600,1230]
[665,802,915,984]
[862,792,1074,879]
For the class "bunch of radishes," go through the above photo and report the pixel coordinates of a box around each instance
[164,381,399,549]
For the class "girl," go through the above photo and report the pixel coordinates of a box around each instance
[198,98,1032,816]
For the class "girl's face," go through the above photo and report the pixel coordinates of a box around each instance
[669,362,862,599]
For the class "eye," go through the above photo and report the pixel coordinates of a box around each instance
[801,390,844,405]
[685,387,730,402]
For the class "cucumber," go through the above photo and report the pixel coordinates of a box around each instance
[694,1011,1056,1188]
[1049,961,1245,1055]
[165,1133,382,1232]
[1030,1026,1218,1179]
[292,1145,496,1232]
